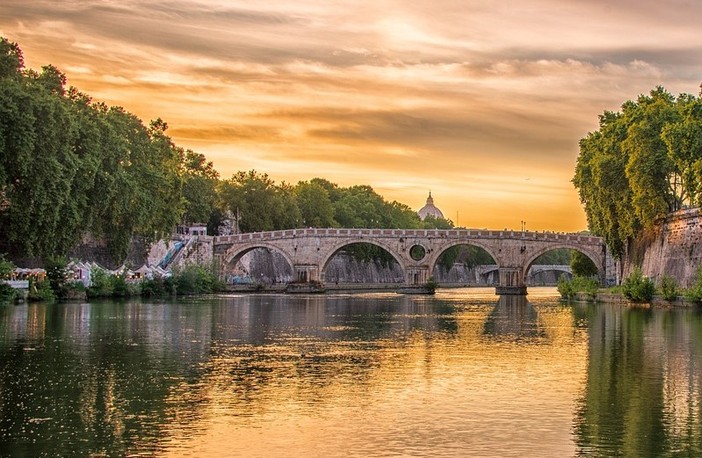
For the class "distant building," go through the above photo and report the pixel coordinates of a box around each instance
[176,224,208,236]
[417,192,444,220]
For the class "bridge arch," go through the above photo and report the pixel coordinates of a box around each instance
[221,242,296,280]
[426,240,501,278]
[526,265,573,285]
[523,243,603,281]
[320,240,405,282]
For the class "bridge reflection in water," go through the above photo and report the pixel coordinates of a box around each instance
[484,295,544,339]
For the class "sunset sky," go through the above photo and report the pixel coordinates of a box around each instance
[2,1,702,231]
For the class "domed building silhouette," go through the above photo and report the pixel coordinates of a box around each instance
[417,192,444,220]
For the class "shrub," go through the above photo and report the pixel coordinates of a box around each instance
[557,276,575,299]
[173,264,222,295]
[0,254,17,303]
[87,267,113,298]
[45,256,70,298]
[110,272,133,297]
[425,276,438,294]
[27,279,55,302]
[140,276,173,297]
[0,283,18,303]
[622,267,655,302]
[557,275,599,300]
[659,275,678,302]
[684,265,702,304]
[0,254,14,279]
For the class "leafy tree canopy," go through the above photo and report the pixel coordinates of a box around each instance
[0,37,455,267]
[0,38,187,261]
[574,86,702,258]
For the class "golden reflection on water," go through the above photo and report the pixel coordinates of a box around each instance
[160,289,588,457]
[4,289,700,456]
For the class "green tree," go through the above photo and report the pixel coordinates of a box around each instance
[623,87,681,223]
[0,39,191,262]
[571,251,599,277]
[294,180,336,227]
[420,215,454,229]
[218,170,301,232]
[182,150,219,225]
[387,201,424,229]
[0,63,84,258]
[533,248,572,265]
[573,86,702,258]
[332,185,387,228]
[661,93,702,206]
[0,37,23,79]
[574,109,636,258]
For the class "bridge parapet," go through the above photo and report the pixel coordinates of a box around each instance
[214,228,602,244]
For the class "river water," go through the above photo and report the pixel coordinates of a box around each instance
[1,288,701,457]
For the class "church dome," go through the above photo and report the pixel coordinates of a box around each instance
[417,192,444,220]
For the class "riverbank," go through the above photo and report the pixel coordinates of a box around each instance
[573,291,699,307]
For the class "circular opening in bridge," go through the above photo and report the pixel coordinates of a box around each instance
[409,244,426,261]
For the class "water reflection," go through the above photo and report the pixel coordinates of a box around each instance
[0,292,701,456]
[573,303,702,456]
[483,295,544,340]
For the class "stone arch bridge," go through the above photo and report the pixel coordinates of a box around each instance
[214,228,612,294]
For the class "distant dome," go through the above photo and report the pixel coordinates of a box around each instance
[417,192,444,220]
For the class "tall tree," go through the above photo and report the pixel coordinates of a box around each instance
[623,87,680,223]
[662,93,702,206]
[182,150,219,225]
[573,86,702,258]
[0,37,23,79]
[294,180,336,227]
[218,170,300,232]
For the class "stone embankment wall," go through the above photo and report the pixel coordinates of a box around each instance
[68,234,214,270]
[68,233,150,269]
[624,208,702,287]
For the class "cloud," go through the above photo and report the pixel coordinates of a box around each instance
[2,0,702,231]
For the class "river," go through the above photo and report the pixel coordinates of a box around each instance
[1,288,701,457]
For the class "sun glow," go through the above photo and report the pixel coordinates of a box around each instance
[3,0,702,231]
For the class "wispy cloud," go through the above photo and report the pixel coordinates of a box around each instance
[2,0,701,230]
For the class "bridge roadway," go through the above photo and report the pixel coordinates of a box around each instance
[214,228,611,295]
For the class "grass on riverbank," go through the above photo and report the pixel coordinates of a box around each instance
[13,263,227,303]
[558,266,702,304]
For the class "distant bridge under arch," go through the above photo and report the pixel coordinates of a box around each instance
[214,228,612,295]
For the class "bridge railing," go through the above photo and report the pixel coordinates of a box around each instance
[214,228,602,244]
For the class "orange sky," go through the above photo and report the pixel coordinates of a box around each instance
[2,0,702,231]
